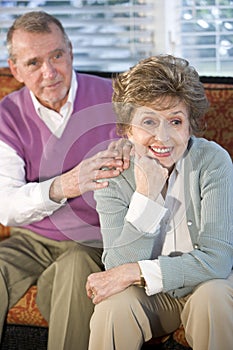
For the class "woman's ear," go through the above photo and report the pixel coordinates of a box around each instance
[126,126,133,139]
[127,134,134,143]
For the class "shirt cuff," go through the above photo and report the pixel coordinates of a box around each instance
[138,260,163,296]
[40,178,67,210]
[126,192,167,233]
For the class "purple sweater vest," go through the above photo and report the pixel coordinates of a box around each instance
[0,72,117,241]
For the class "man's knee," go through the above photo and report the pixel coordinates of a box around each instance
[56,243,103,269]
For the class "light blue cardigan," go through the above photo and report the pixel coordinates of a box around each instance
[94,137,233,298]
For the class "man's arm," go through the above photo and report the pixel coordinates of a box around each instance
[0,139,132,225]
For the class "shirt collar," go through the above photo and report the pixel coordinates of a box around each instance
[30,69,77,120]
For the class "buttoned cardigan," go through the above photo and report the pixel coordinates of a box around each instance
[94,136,233,297]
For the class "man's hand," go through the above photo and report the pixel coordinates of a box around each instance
[86,263,140,304]
[49,138,133,202]
[107,138,133,171]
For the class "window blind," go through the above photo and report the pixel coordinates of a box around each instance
[0,0,232,75]
[0,0,156,72]
[179,0,233,76]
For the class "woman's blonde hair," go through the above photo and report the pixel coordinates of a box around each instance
[112,55,209,136]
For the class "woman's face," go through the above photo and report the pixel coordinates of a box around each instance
[128,100,191,171]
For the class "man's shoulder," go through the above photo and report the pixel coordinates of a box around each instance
[75,71,112,86]
[0,85,29,106]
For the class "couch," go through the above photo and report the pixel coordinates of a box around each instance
[0,67,232,349]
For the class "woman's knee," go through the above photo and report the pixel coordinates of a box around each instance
[192,278,231,305]
[92,287,142,319]
[183,278,233,320]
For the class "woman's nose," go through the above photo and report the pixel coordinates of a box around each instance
[154,123,170,142]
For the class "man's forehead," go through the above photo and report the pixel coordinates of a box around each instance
[12,27,66,60]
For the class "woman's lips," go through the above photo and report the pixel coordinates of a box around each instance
[149,145,173,157]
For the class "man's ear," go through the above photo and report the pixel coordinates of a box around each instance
[8,59,24,83]
[69,41,73,61]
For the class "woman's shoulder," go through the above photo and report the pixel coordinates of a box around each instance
[187,136,232,174]
[189,136,232,161]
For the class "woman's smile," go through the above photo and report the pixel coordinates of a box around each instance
[129,101,191,170]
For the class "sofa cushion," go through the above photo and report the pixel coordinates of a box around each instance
[1,66,232,349]
[203,83,233,159]
[0,67,24,100]
[7,286,48,327]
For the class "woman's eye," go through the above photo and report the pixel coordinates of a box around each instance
[143,119,155,126]
[171,119,182,126]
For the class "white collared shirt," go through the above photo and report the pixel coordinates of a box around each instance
[30,70,77,137]
[126,159,193,295]
[0,70,77,226]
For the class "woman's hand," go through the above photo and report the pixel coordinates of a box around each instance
[86,263,140,304]
[134,153,168,201]
[49,138,133,202]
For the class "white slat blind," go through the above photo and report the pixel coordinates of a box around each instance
[0,0,156,72]
[178,0,233,76]
[0,0,232,75]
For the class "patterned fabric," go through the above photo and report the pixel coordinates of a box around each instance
[0,67,24,100]
[203,83,233,160]
[173,325,190,347]
[0,223,10,239]
[1,67,232,347]
[6,286,48,327]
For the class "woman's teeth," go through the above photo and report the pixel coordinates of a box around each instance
[150,146,172,154]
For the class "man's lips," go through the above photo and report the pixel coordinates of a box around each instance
[44,81,62,89]
[149,145,173,157]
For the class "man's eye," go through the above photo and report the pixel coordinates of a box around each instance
[28,60,37,66]
[54,52,63,60]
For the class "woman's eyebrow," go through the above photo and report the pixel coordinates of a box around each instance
[169,110,186,116]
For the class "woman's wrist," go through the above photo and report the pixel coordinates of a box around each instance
[132,262,146,288]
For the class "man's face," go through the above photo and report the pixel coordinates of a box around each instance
[8,23,73,112]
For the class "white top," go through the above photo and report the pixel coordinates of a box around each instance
[126,159,193,295]
[0,71,77,226]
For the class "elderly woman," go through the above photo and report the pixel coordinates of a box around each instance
[86,55,233,350]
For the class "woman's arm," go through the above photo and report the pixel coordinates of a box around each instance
[94,165,167,269]
[160,143,233,295]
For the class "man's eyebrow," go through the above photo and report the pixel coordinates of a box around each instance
[25,48,66,64]
[51,48,66,54]
[25,57,38,65]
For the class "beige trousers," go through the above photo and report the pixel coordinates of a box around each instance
[89,272,233,350]
[0,227,104,350]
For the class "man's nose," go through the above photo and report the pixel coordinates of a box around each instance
[41,61,56,79]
